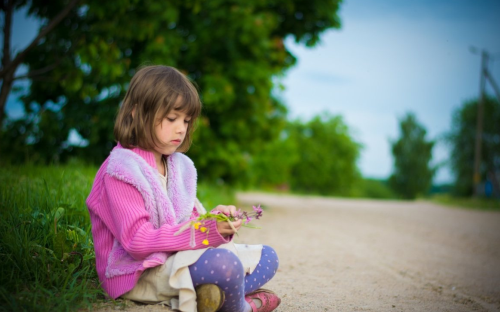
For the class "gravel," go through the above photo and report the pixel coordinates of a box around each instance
[97,192,500,312]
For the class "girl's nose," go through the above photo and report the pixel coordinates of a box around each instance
[176,121,187,133]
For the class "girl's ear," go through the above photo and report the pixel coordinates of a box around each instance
[131,105,137,119]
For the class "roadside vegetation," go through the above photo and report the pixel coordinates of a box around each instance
[0,165,101,311]
[430,194,500,211]
[0,165,235,311]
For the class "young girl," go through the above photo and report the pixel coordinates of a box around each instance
[86,65,281,312]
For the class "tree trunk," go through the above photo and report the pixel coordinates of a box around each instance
[0,69,15,124]
[0,0,13,125]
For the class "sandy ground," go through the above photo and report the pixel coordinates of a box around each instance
[99,192,500,312]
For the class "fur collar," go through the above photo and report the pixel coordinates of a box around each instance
[104,147,197,278]
[107,148,197,226]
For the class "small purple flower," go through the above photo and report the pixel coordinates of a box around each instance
[235,208,243,218]
[240,211,247,221]
[252,205,263,219]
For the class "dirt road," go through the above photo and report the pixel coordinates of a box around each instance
[236,193,500,312]
[105,193,500,312]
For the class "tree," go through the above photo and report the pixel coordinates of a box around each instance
[448,97,500,196]
[0,0,80,124]
[247,114,362,195]
[389,112,435,199]
[248,125,300,189]
[1,0,343,184]
[288,114,361,196]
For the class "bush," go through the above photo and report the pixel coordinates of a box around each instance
[353,178,396,199]
[249,114,362,196]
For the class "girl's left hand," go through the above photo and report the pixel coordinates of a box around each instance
[216,218,242,237]
[213,205,240,237]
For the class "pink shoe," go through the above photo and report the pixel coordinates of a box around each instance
[245,289,281,312]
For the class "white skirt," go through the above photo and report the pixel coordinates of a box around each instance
[122,242,263,312]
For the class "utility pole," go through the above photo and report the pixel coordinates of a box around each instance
[484,62,500,104]
[473,50,488,197]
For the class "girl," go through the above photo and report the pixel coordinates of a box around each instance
[86,65,281,312]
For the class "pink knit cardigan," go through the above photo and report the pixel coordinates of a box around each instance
[86,144,230,299]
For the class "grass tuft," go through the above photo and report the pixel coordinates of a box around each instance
[0,164,104,311]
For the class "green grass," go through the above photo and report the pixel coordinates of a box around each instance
[0,164,235,311]
[197,182,236,210]
[430,194,500,211]
[0,164,102,311]
[351,178,397,199]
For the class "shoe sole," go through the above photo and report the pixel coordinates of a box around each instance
[195,284,225,312]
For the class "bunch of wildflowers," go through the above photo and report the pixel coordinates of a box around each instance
[175,205,263,247]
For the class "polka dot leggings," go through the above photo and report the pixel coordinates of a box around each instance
[189,245,279,312]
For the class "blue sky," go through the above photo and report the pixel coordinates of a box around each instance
[6,1,500,183]
[282,0,500,183]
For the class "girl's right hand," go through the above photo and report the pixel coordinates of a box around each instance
[216,218,242,237]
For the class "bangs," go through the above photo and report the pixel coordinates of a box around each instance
[174,87,201,118]
[160,82,201,119]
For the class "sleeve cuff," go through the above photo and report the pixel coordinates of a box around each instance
[204,220,232,246]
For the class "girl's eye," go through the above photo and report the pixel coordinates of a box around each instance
[167,117,175,122]
[184,120,191,124]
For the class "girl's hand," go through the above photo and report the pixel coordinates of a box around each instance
[213,205,241,237]
[213,205,237,217]
[217,218,242,237]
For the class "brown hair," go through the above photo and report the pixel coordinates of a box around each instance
[114,65,201,153]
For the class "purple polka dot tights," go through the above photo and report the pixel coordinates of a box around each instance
[189,245,279,312]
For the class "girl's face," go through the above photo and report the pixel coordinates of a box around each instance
[153,108,191,157]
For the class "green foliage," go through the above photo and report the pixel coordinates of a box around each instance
[249,113,362,196]
[197,182,236,211]
[0,164,102,311]
[389,112,435,199]
[430,194,500,211]
[4,0,342,186]
[289,114,361,196]
[248,128,300,189]
[428,183,453,195]
[0,119,33,164]
[447,97,500,196]
[352,178,396,199]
